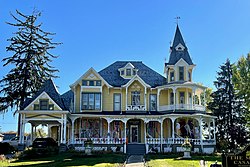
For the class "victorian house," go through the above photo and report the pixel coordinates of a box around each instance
[18,25,216,154]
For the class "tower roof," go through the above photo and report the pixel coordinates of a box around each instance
[167,25,194,65]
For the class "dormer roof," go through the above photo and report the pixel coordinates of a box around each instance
[167,25,194,65]
[99,61,166,88]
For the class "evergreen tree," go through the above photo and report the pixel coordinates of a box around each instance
[0,10,61,133]
[233,54,250,114]
[208,59,248,150]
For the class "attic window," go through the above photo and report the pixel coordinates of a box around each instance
[178,47,182,50]
[121,70,124,75]
[126,69,131,76]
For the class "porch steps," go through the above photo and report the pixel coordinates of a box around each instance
[126,144,145,155]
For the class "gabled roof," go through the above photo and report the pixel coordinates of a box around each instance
[22,79,66,110]
[70,67,112,88]
[167,25,194,65]
[98,61,166,88]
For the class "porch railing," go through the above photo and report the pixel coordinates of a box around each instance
[146,138,215,145]
[126,105,146,111]
[73,138,125,144]
[159,104,205,111]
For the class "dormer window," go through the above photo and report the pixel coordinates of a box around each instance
[175,43,185,51]
[118,62,138,79]
[126,69,131,76]
[82,80,102,86]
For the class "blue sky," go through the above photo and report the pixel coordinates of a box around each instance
[1,0,250,132]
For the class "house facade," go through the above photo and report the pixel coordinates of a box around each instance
[18,25,216,154]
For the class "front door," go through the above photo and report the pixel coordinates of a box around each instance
[130,125,138,143]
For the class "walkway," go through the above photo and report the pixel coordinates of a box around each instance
[125,155,145,167]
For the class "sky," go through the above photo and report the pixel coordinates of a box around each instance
[1,0,250,132]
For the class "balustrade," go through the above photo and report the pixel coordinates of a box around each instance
[73,138,125,144]
[159,104,206,111]
[126,105,146,111]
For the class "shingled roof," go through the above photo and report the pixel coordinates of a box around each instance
[22,79,66,110]
[98,61,166,87]
[167,25,194,65]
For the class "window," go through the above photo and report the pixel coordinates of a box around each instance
[126,69,131,76]
[114,94,121,111]
[40,100,49,110]
[82,80,88,86]
[121,70,124,75]
[179,66,184,81]
[180,92,185,104]
[34,104,39,110]
[49,104,54,110]
[170,72,175,81]
[189,93,192,104]
[96,80,102,86]
[82,93,101,110]
[188,72,191,81]
[150,94,157,111]
[170,92,174,104]
[89,80,94,86]
[132,91,140,105]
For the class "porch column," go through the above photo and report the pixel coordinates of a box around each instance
[203,89,206,107]
[19,113,26,144]
[63,114,67,144]
[199,117,203,153]
[208,120,211,140]
[144,121,147,145]
[171,118,175,141]
[60,123,63,144]
[192,87,196,110]
[157,89,160,111]
[125,87,128,110]
[71,118,76,144]
[123,119,127,153]
[31,124,34,142]
[107,119,111,144]
[34,125,37,139]
[160,120,163,153]
[173,87,176,111]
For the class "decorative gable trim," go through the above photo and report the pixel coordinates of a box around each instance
[70,67,112,88]
[24,91,63,111]
[122,75,151,88]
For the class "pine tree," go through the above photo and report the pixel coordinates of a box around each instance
[208,59,248,150]
[233,54,250,118]
[0,10,61,133]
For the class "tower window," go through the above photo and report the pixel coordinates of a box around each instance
[170,72,175,81]
[179,66,184,81]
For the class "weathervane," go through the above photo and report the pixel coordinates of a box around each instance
[175,16,181,25]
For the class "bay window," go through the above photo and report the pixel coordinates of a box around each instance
[82,93,101,110]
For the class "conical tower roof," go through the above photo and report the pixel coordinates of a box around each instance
[167,25,194,65]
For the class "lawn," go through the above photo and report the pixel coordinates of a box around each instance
[0,152,126,167]
[0,152,222,167]
[146,154,222,167]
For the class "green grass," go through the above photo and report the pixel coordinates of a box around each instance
[0,152,126,167]
[146,154,222,167]
[0,152,222,167]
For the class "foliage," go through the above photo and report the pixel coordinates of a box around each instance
[182,137,192,150]
[0,10,61,113]
[208,59,248,150]
[233,54,250,125]
[35,128,47,138]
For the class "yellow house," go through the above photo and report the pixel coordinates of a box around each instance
[18,25,216,154]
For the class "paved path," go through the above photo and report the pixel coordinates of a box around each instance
[125,155,145,167]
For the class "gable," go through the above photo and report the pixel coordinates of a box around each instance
[24,92,62,111]
[70,67,112,88]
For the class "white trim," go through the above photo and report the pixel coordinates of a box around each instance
[122,75,151,88]
[70,67,112,88]
[24,91,63,111]
[18,110,69,114]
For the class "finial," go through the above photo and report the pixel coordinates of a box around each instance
[175,16,181,25]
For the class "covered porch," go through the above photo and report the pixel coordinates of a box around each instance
[68,113,216,154]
